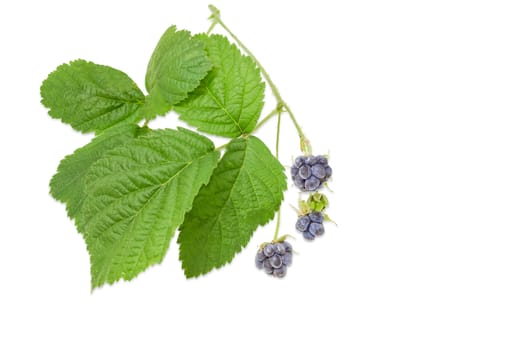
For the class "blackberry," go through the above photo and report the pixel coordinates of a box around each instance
[295,211,325,241]
[291,155,332,191]
[256,241,293,278]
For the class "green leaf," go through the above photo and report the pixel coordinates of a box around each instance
[178,136,286,277]
[50,124,144,220]
[78,128,219,289]
[144,26,212,118]
[174,34,266,137]
[41,60,145,133]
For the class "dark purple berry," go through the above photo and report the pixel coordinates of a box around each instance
[256,250,266,261]
[255,250,266,269]
[263,258,274,274]
[256,256,264,269]
[291,155,332,191]
[296,211,326,241]
[273,265,287,278]
[316,155,328,165]
[269,255,283,269]
[282,253,292,266]
[294,156,306,167]
[274,243,286,255]
[309,222,324,236]
[298,165,312,180]
[303,230,316,240]
[294,174,305,188]
[308,211,324,224]
[306,156,318,165]
[296,216,310,232]
[256,240,293,278]
[325,165,332,178]
[264,244,275,257]
[311,164,326,179]
[291,166,298,178]
[304,176,320,191]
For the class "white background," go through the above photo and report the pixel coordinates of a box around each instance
[1,0,518,349]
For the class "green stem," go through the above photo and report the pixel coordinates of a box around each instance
[206,21,217,34]
[284,104,311,154]
[254,107,279,132]
[271,105,283,241]
[208,5,312,154]
[207,5,220,34]
[276,110,281,159]
[273,209,281,241]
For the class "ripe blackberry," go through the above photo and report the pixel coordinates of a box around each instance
[295,211,325,241]
[256,241,293,278]
[291,155,332,191]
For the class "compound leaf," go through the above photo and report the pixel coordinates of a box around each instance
[144,26,212,118]
[178,136,286,277]
[41,60,145,133]
[78,128,219,289]
[174,34,265,137]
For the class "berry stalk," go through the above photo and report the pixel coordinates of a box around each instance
[208,5,312,154]
[272,109,282,241]
[273,210,281,241]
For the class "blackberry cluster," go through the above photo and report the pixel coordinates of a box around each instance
[291,155,332,191]
[255,241,293,278]
[295,211,325,240]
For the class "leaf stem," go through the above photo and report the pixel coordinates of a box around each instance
[206,22,217,34]
[208,5,312,154]
[254,107,279,132]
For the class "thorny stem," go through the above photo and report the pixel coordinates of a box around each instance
[208,5,312,154]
